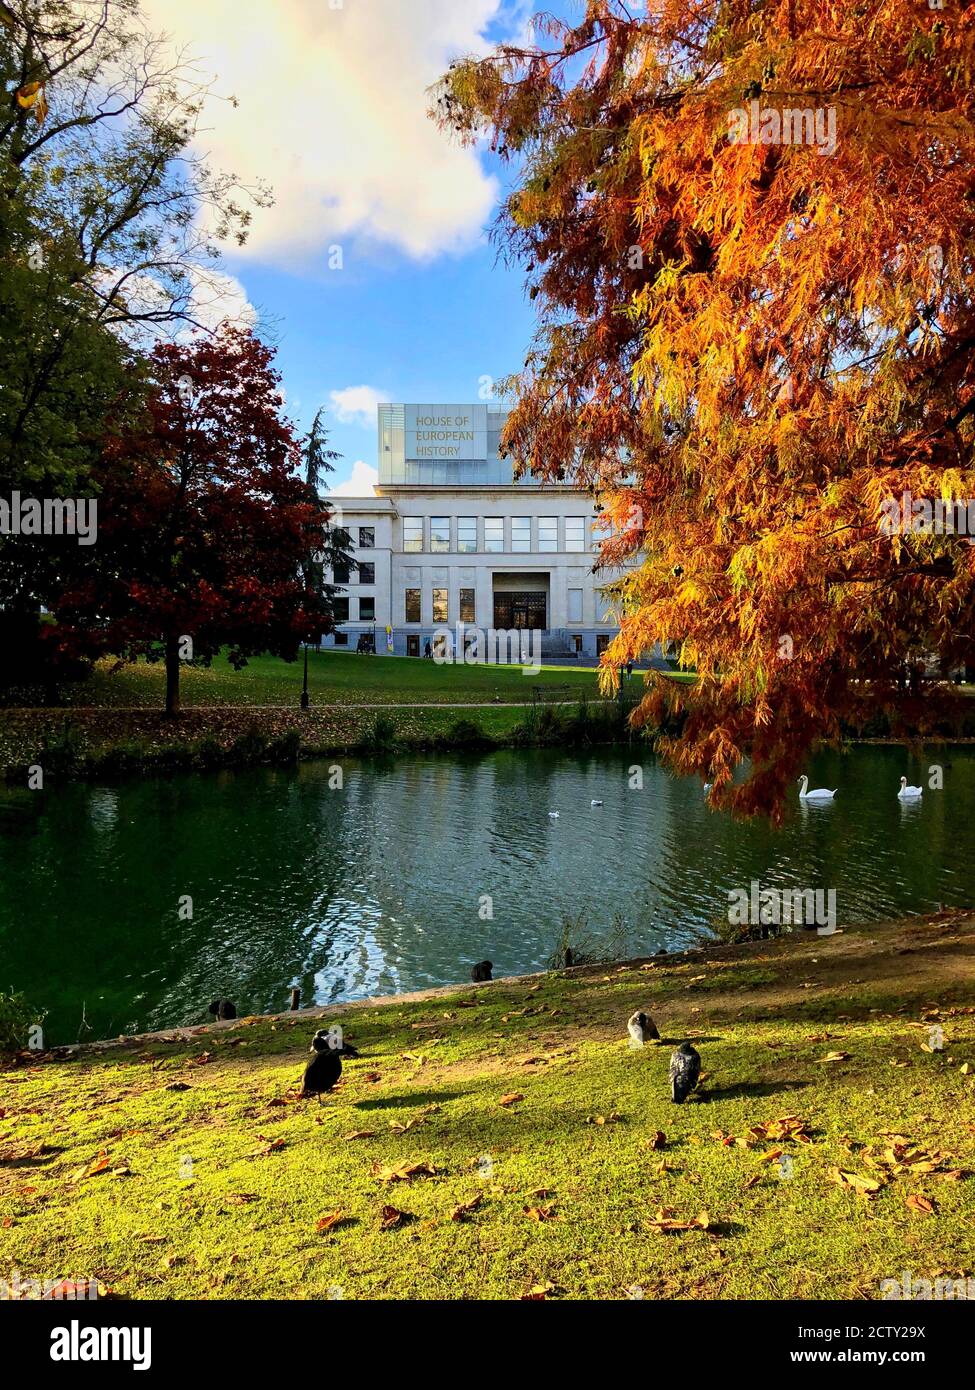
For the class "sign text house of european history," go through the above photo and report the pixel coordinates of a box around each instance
[404,405,488,461]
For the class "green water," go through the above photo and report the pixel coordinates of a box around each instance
[0,745,972,1045]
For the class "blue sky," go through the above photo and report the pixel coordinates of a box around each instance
[144,0,559,492]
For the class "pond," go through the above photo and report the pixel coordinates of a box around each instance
[1,744,972,1045]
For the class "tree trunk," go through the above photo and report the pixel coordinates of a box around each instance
[165,633,181,716]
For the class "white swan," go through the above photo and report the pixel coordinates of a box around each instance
[590,799,603,807]
[798,775,836,801]
[898,777,923,800]
[548,811,560,819]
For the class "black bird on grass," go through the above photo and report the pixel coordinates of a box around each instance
[669,1041,701,1103]
[208,1000,237,1021]
[471,960,493,983]
[300,1030,344,1103]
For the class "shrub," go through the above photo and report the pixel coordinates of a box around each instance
[38,721,85,777]
[193,736,226,771]
[267,729,302,765]
[442,718,494,749]
[228,725,268,766]
[546,912,603,970]
[0,989,45,1056]
[355,713,398,753]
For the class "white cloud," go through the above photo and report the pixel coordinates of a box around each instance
[329,385,390,429]
[143,0,508,268]
[331,460,379,497]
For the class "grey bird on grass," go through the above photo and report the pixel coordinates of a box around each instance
[627,1010,660,1045]
[669,1041,701,1103]
[471,960,493,983]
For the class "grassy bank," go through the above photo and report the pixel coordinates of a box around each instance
[0,651,655,782]
[2,649,656,711]
[0,697,643,784]
[2,912,973,1300]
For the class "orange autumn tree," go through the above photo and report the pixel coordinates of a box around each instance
[432,0,975,818]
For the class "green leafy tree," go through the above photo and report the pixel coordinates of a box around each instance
[0,0,269,617]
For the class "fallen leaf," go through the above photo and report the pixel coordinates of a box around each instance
[499,1093,525,1107]
[372,1160,438,1183]
[906,1193,936,1215]
[827,1167,883,1197]
[450,1194,484,1221]
[523,1204,556,1221]
[316,1210,349,1233]
[379,1205,411,1230]
[69,1151,112,1183]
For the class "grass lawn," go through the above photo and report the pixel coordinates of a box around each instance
[2,912,974,1300]
[44,650,664,709]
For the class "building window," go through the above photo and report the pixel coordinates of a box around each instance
[511,517,531,552]
[358,562,375,585]
[403,517,423,552]
[561,519,586,550]
[334,632,349,647]
[332,597,349,623]
[484,518,504,553]
[538,517,558,552]
[358,597,376,622]
[430,517,451,553]
[333,562,350,585]
[405,588,421,624]
[565,517,587,552]
[457,517,477,553]
[568,588,583,624]
[459,589,476,624]
[432,588,449,624]
[359,526,375,550]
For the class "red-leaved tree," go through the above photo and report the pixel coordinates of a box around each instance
[53,326,332,714]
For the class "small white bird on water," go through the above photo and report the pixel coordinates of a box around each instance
[591,799,603,807]
[798,775,836,802]
[548,811,560,818]
[898,777,923,800]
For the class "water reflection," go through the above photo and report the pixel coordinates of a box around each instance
[0,744,971,1043]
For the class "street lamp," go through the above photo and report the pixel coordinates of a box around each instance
[300,643,310,710]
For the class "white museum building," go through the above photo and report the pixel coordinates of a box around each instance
[320,403,629,660]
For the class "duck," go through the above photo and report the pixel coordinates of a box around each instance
[208,1000,237,1021]
[669,1041,701,1103]
[627,1010,660,1046]
[798,775,836,801]
[471,960,493,983]
[898,777,923,800]
[300,1030,344,1103]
